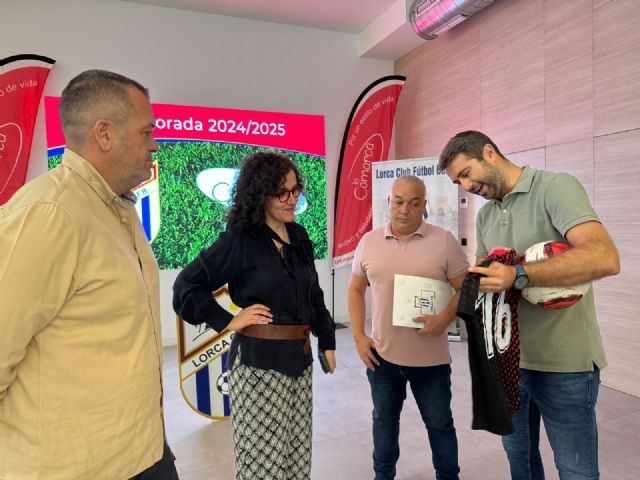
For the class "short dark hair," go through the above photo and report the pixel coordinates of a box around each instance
[59,69,148,147]
[438,130,504,171]
[226,151,303,230]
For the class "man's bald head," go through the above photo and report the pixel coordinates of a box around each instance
[392,175,426,199]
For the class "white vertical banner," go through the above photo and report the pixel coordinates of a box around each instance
[372,157,461,339]
[371,157,459,239]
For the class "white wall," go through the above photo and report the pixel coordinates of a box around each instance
[3,0,390,344]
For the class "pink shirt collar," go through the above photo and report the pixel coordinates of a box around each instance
[384,220,428,239]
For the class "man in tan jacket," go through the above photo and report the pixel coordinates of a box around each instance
[0,70,178,479]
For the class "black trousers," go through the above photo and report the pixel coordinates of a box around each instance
[129,441,179,480]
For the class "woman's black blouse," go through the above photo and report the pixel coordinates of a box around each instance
[172,222,336,377]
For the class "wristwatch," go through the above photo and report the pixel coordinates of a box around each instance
[513,264,529,290]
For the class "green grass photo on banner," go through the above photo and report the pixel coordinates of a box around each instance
[48,141,327,269]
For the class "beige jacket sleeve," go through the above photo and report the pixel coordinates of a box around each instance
[0,202,80,400]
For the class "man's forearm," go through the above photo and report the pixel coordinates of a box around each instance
[526,239,620,287]
[348,290,367,337]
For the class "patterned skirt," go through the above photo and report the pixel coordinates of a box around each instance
[228,363,313,480]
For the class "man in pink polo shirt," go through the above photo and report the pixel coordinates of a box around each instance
[348,175,468,480]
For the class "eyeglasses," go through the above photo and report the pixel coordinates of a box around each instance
[273,185,302,203]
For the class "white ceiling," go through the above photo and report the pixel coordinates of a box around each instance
[125,0,425,60]
[127,0,394,33]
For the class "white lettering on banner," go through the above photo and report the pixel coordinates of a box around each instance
[155,117,204,131]
[337,235,355,249]
[359,108,373,125]
[19,79,38,88]
[352,143,373,201]
[352,134,384,201]
[0,79,37,96]
[336,204,372,250]
[476,291,512,359]
[356,209,372,236]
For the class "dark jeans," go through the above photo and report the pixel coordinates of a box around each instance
[129,441,180,480]
[366,351,459,480]
[502,368,601,480]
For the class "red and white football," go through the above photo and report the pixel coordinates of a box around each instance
[521,241,590,310]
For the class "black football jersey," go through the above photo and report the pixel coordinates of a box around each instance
[457,248,521,435]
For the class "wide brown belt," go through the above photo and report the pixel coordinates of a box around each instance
[239,324,311,354]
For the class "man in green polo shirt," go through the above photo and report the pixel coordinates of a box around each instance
[439,130,620,480]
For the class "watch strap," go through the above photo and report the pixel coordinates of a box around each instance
[514,264,528,289]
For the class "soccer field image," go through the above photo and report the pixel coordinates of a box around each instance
[49,141,327,269]
[45,97,328,270]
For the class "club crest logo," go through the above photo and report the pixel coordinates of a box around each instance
[413,289,436,315]
[176,286,240,420]
[133,162,161,242]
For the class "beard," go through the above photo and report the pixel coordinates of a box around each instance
[476,162,505,200]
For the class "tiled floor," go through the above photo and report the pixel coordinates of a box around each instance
[163,325,640,479]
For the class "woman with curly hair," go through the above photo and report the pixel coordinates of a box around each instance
[173,151,336,479]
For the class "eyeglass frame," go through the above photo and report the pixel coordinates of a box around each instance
[272,184,303,203]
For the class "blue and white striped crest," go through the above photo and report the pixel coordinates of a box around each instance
[180,345,232,419]
[177,286,240,420]
[133,163,160,242]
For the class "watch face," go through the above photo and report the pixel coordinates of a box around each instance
[514,276,528,290]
